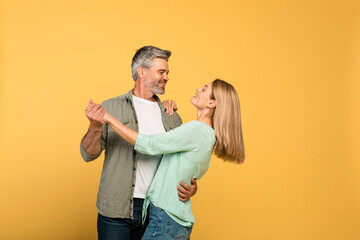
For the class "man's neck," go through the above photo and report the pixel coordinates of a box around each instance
[133,81,156,102]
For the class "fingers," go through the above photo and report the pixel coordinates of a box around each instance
[168,100,174,115]
[177,186,189,202]
[85,99,95,111]
[169,100,178,112]
[177,184,190,195]
[85,99,94,112]
[85,99,100,115]
[93,105,105,121]
[87,104,101,116]
[94,104,104,115]
[85,100,105,128]
[163,100,177,116]
[163,100,172,115]
[190,178,198,197]
[179,181,191,191]
[177,182,191,202]
[98,107,106,123]
[176,179,197,202]
[173,101,178,111]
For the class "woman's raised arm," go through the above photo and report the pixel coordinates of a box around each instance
[103,112,138,146]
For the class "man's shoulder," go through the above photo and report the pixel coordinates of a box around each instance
[102,95,124,105]
[171,111,182,124]
[161,110,182,130]
[101,90,132,106]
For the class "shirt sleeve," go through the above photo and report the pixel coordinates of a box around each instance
[80,104,108,162]
[134,121,201,155]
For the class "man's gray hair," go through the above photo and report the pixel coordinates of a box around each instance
[131,46,171,81]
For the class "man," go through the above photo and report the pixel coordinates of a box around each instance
[80,46,197,240]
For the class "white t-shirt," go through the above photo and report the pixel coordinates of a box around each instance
[132,95,166,198]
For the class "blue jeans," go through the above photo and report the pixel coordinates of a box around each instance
[97,198,148,240]
[142,202,192,240]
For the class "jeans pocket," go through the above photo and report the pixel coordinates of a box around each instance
[98,214,118,226]
[165,213,192,240]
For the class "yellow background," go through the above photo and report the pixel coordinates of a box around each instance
[1,0,359,239]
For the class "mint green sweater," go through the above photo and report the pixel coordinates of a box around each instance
[135,120,216,227]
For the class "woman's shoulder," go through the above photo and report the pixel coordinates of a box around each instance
[182,120,204,127]
[180,121,214,133]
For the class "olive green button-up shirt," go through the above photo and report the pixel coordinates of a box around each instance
[80,89,182,218]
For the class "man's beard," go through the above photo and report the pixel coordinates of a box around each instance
[146,81,166,95]
[152,86,165,94]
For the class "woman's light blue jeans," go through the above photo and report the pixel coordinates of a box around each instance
[142,202,192,240]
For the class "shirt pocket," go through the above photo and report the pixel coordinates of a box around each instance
[107,116,132,145]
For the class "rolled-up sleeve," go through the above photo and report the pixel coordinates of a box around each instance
[80,143,103,162]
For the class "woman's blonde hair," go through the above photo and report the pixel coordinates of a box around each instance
[211,79,245,164]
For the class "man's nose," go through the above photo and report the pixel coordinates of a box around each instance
[163,73,169,81]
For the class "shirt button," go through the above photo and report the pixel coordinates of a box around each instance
[133,168,136,171]
[132,184,135,187]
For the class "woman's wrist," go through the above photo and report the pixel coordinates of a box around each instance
[103,112,111,123]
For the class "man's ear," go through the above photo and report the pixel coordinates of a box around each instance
[137,66,146,80]
[207,100,216,109]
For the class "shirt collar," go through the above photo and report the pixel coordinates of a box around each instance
[125,89,166,112]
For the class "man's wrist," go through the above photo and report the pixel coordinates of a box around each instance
[89,122,103,132]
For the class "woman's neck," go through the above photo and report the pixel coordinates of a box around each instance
[196,110,213,128]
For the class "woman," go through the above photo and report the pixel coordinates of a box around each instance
[91,79,244,239]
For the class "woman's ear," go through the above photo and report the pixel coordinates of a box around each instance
[207,100,216,109]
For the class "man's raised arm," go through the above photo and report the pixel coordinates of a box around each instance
[81,99,106,157]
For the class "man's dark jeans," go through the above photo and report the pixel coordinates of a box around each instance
[97,198,148,240]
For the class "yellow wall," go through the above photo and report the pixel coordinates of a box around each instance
[1,0,359,239]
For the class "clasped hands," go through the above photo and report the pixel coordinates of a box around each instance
[84,99,178,128]
[84,99,106,129]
